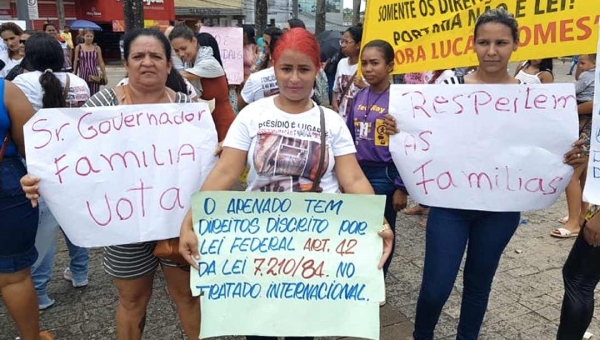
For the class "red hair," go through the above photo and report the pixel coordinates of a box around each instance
[272,28,320,69]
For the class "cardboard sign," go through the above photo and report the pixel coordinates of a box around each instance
[389,83,578,211]
[200,26,244,85]
[362,0,600,73]
[191,191,386,340]
[24,103,218,247]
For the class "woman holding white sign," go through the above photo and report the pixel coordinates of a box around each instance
[20,29,202,340]
[385,9,587,340]
[179,28,394,340]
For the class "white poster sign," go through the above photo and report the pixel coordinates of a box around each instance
[200,26,244,85]
[24,103,218,247]
[583,28,600,204]
[27,0,39,19]
[191,192,385,340]
[389,84,578,211]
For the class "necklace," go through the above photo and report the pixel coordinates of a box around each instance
[363,84,390,122]
[122,85,173,104]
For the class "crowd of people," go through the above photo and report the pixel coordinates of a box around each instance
[0,8,598,340]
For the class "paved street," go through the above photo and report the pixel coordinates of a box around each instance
[1,60,598,339]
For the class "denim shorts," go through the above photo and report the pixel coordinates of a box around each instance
[0,157,39,273]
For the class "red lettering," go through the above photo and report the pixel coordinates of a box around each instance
[436,172,455,190]
[413,160,435,195]
[86,194,112,226]
[75,157,101,177]
[402,91,430,118]
[160,187,184,211]
[560,19,575,42]
[127,179,153,217]
[468,91,492,114]
[534,94,548,109]
[576,17,593,40]
[495,97,511,112]
[31,119,52,149]
[177,143,196,162]
[418,131,432,151]
[116,198,134,220]
[54,154,69,184]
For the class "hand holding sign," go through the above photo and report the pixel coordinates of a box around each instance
[191,192,386,340]
[388,83,579,211]
[24,103,218,247]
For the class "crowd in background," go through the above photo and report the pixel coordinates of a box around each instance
[0,9,599,340]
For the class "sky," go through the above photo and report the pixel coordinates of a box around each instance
[343,0,363,10]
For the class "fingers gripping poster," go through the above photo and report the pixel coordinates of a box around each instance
[24,103,218,247]
[191,192,386,340]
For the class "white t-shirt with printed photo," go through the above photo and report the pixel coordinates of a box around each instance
[224,96,356,193]
[332,57,359,120]
[240,66,279,104]
[13,71,90,111]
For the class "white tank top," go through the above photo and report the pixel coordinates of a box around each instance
[515,69,542,84]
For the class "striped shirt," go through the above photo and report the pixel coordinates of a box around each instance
[86,87,191,279]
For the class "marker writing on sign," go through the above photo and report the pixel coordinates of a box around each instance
[85,179,184,226]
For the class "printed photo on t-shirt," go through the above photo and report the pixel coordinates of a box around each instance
[252,133,329,192]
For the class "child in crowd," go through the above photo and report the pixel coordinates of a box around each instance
[552,54,596,238]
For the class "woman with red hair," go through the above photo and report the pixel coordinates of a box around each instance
[178,28,393,340]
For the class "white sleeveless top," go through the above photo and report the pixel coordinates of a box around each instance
[515,69,542,84]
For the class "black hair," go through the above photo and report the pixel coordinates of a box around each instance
[586,54,597,63]
[123,28,172,63]
[168,25,195,42]
[197,32,223,67]
[43,23,56,31]
[474,8,519,43]
[261,27,283,70]
[5,54,33,81]
[24,33,66,108]
[165,70,188,95]
[345,25,363,44]
[242,25,256,45]
[363,39,394,64]
[539,58,554,74]
[287,18,306,29]
[264,26,283,57]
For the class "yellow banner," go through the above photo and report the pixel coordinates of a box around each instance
[363,0,600,74]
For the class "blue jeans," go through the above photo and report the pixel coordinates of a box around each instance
[557,228,600,340]
[31,199,89,302]
[0,158,39,273]
[360,163,400,276]
[413,207,520,340]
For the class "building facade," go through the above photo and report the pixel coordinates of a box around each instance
[10,0,175,30]
[175,0,244,27]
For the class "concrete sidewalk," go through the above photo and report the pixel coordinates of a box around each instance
[1,61,598,339]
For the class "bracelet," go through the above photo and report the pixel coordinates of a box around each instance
[380,223,391,232]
